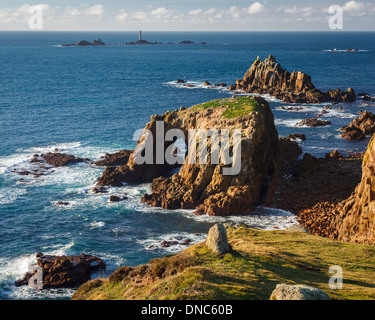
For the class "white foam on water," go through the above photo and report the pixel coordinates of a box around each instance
[275,118,304,127]
[181,206,297,230]
[89,221,105,229]
[137,232,207,253]
[0,240,76,300]
[0,187,27,205]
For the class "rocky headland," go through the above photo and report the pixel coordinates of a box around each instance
[228,55,356,104]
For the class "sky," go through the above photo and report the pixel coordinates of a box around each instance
[0,0,374,31]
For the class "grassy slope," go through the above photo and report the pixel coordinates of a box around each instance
[73,227,375,300]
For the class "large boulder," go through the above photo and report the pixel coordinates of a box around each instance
[15,253,106,289]
[206,224,230,254]
[228,55,355,104]
[270,284,330,300]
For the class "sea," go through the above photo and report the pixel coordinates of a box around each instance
[0,31,374,300]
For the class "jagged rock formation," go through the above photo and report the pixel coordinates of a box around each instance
[228,55,356,104]
[140,97,279,216]
[97,96,300,215]
[340,111,375,140]
[329,135,375,244]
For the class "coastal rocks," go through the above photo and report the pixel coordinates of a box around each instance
[61,38,106,47]
[36,152,89,167]
[295,118,332,127]
[108,194,128,202]
[286,133,307,141]
[15,253,106,289]
[340,111,375,140]
[179,40,195,44]
[270,284,329,300]
[206,224,230,254]
[141,96,279,216]
[95,150,132,166]
[328,134,375,244]
[228,55,356,104]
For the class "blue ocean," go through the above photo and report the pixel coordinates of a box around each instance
[0,31,374,300]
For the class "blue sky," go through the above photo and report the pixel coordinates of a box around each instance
[0,1,374,31]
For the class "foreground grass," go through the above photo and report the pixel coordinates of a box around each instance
[72,227,375,300]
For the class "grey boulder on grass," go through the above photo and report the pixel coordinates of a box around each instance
[206,223,230,254]
[270,284,330,300]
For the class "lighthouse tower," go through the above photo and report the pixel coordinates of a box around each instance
[139,31,142,41]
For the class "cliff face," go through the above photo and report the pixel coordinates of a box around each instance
[330,135,375,244]
[229,55,356,104]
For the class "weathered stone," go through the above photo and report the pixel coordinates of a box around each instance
[270,284,330,300]
[206,224,230,254]
[15,253,106,289]
[285,224,308,233]
[229,55,355,104]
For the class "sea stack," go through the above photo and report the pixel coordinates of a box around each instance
[228,55,356,104]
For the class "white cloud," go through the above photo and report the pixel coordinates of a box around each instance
[85,5,104,16]
[248,2,265,14]
[115,9,128,21]
[342,1,366,12]
[188,9,202,16]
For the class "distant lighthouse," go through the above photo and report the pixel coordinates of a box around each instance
[139,30,142,41]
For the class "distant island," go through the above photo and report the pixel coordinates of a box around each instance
[123,31,162,45]
[61,38,106,47]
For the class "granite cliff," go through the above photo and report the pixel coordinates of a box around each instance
[96,96,300,216]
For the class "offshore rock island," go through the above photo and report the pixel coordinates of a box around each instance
[228,55,356,104]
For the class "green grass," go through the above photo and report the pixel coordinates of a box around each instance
[192,97,264,119]
[72,227,375,300]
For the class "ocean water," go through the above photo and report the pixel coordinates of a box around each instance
[0,31,374,300]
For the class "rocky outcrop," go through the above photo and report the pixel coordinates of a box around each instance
[286,133,306,141]
[270,284,329,300]
[35,153,89,167]
[140,96,279,216]
[340,111,375,140]
[61,38,106,47]
[95,150,132,166]
[295,118,332,127]
[328,135,375,244]
[228,55,356,104]
[206,224,230,254]
[15,253,106,289]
